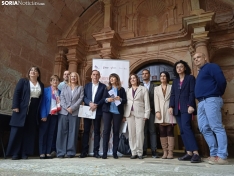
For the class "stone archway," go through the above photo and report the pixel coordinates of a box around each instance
[130,55,177,73]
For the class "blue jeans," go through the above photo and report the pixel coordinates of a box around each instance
[197,97,228,159]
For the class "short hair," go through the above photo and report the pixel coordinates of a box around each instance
[128,74,140,88]
[173,60,191,77]
[160,71,170,83]
[50,75,60,82]
[91,70,100,75]
[68,72,81,86]
[27,66,41,82]
[192,52,206,58]
[142,69,150,74]
[107,73,122,90]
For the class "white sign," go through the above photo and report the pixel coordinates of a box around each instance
[78,105,96,119]
[93,59,129,90]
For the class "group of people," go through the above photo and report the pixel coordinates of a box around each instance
[6,52,228,165]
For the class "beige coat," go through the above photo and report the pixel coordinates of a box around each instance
[154,84,176,124]
[124,85,150,119]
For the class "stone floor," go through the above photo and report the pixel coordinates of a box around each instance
[0,155,233,176]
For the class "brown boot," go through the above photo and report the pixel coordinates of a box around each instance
[167,137,174,159]
[160,137,168,159]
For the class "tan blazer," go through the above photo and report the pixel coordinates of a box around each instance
[124,85,150,119]
[154,84,176,124]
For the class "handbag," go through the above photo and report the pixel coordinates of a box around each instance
[118,133,131,155]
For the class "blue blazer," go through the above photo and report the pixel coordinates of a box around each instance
[10,78,44,127]
[83,82,106,116]
[40,87,61,118]
[102,87,127,115]
[169,75,196,115]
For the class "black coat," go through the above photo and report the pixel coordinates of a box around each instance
[169,75,196,116]
[102,87,127,115]
[10,78,44,127]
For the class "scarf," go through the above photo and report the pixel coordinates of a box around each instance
[50,87,61,115]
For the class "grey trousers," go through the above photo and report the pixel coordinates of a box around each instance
[143,112,157,151]
[56,114,80,157]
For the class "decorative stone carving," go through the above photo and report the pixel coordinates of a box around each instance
[0,65,21,115]
[205,0,233,23]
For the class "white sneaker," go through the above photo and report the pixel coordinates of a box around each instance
[209,157,228,165]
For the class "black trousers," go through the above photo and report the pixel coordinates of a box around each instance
[102,112,122,156]
[81,115,102,154]
[7,98,39,157]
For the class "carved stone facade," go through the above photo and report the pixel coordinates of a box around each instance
[1,0,234,156]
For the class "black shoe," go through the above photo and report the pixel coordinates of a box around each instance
[138,155,144,159]
[57,155,64,159]
[93,153,101,158]
[191,154,201,163]
[12,156,19,160]
[102,155,107,159]
[113,154,118,159]
[67,155,75,158]
[178,154,193,161]
[130,155,137,159]
[143,151,147,157]
[78,153,87,158]
[151,151,158,158]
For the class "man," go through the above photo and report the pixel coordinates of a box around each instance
[51,70,70,157]
[79,70,106,158]
[193,52,228,165]
[141,69,158,158]
[58,70,70,91]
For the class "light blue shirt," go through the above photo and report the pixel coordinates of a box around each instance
[58,81,67,91]
[143,81,150,90]
[108,87,119,114]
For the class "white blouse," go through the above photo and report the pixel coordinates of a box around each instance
[30,81,41,98]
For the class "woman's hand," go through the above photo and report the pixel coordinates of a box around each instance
[122,117,126,122]
[143,118,147,121]
[12,108,19,113]
[188,106,194,114]
[168,108,173,115]
[107,97,115,102]
[67,107,72,114]
[114,96,121,101]
[156,112,161,120]
[41,118,47,122]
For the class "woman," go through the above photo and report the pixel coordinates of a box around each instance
[154,71,176,159]
[39,75,61,159]
[169,60,201,163]
[124,74,150,159]
[56,72,84,158]
[102,73,127,159]
[7,66,44,160]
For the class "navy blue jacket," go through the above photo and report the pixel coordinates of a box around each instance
[195,63,227,99]
[10,78,44,127]
[102,87,127,115]
[40,87,61,118]
[83,82,106,116]
[169,75,196,115]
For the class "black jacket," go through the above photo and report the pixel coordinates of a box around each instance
[102,87,127,115]
[10,78,44,127]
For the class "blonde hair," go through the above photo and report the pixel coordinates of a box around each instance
[68,72,81,86]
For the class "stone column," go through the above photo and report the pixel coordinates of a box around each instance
[102,0,112,32]
[190,0,205,15]
[54,48,68,79]
[57,37,87,85]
